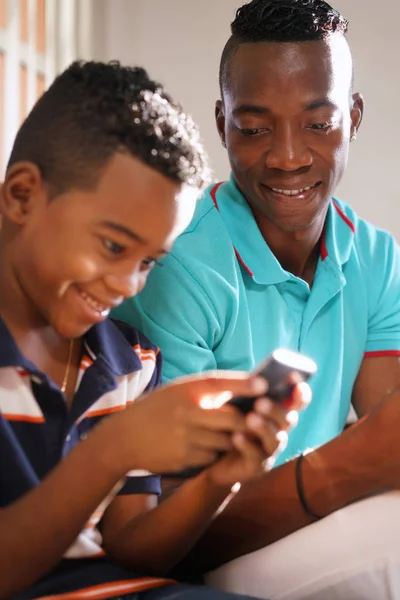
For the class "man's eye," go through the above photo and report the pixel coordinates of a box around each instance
[240,128,269,136]
[141,257,163,270]
[103,239,125,255]
[309,122,333,132]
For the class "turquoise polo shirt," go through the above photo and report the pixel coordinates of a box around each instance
[112,176,400,465]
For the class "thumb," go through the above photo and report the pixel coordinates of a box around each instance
[173,370,268,403]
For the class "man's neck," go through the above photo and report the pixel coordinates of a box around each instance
[253,209,328,287]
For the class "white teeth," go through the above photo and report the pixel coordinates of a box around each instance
[272,185,314,196]
[80,291,108,314]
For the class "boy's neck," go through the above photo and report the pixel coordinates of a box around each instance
[0,249,82,405]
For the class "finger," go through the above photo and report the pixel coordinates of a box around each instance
[252,398,290,429]
[291,381,312,411]
[190,404,246,432]
[184,447,219,469]
[245,413,288,456]
[281,378,311,411]
[252,398,299,431]
[174,371,268,400]
[231,432,265,467]
[190,427,234,453]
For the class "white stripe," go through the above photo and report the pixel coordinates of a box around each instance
[64,481,124,558]
[0,368,44,420]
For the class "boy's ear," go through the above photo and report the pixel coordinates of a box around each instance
[0,162,46,225]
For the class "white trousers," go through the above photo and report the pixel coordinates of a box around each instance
[205,491,400,600]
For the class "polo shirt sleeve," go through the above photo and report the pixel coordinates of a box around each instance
[118,341,162,496]
[364,232,400,355]
[113,253,220,382]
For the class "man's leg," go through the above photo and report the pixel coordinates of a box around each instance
[205,491,400,600]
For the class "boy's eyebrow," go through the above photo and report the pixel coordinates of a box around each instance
[101,221,168,254]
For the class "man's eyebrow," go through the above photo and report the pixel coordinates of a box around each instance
[304,99,338,111]
[100,221,167,254]
[232,100,338,117]
[232,104,271,117]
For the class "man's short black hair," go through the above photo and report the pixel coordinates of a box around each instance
[8,61,211,194]
[220,0,349,93]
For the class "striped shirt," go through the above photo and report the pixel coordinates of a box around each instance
[0,317,174,599]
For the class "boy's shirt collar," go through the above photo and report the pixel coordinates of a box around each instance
[0,317,143,377]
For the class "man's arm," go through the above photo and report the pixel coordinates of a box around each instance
[352,356,400,417]
[178,355,400,573]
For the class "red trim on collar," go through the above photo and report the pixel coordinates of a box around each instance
[210,185,357,273]
[333,200,355,233]
[320,200,355,260]
[364,350,400,358]
[320,229,328,260]
[210,182,254,278]
[210,181,224,208]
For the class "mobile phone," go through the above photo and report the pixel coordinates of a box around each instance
[160,349,317,479]
[228,348,317,414]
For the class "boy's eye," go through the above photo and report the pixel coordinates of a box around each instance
[103,239,126,255]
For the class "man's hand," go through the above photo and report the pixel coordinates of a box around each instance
[204,381,311,486]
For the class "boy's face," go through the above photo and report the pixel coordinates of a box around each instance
[1,153,196,338]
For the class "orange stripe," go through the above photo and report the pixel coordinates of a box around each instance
[140,355,156,363]
[83,515,103,529]
[36,577,175,600]
[3,413,44,423]
[133,345,159,356]
[84,405,126,419]
[80,355,94,371]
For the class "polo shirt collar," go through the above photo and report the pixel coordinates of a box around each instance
[210,175,355,285]
[321,197,355,268]
[84,319,142,376]
[0,317,142,376]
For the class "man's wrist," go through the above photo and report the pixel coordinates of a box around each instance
[299,425,381,517]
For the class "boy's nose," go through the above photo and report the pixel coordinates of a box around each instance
[103,272,142,301]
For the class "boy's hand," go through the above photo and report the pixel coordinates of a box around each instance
[101,372,268,475]
[204,381,311,486]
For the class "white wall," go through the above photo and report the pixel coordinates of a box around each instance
[93,0,400,239]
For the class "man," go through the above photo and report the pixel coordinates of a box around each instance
[113,0,400,598]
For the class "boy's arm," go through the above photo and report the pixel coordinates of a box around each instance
[0,417,127,599]
[101,469,233,577]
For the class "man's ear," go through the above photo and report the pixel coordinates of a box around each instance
[0,162,45,225]
[215,99,227,148]
[350,92,364,138]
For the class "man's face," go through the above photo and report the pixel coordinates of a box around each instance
[4,153,196,338]
[217,36,363,233]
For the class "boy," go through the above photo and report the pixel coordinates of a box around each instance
[0,61,306,600]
